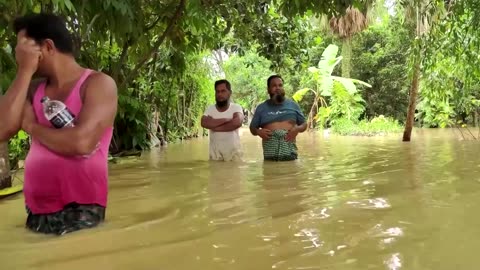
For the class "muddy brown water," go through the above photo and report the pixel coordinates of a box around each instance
[1,128,479,270]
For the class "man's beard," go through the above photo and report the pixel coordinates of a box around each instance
[216,99,228,108]
[270,93,285,103]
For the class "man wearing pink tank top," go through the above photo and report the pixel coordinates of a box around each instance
[0,13,117,235]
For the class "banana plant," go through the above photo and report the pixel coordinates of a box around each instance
[293,44,371,129]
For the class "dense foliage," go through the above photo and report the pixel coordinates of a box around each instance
[350,17,411,122]
[1,0,480,170]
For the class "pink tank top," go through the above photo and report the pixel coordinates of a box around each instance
[24,69,113,214]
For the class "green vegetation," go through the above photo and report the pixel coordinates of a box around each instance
[331,116,403,136]
[292,44,371,130]
[0,0,480,171]
[222,49,273,114]
[8,131,29,170]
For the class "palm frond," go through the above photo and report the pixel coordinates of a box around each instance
[329,7,368,38]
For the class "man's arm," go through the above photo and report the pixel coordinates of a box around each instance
[249,106,262,136]
[212,112,244,132]
[293,100,307,133]
[284,101,308,141]
[0,71,33,141]
[250,125,260,136]
[201,116,229,129]
[294,122,307,133]
[284,121,307,142]
[1,31,43,141]
[24,73,117,156]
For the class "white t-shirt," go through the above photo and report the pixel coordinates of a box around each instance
[203,103,244,161]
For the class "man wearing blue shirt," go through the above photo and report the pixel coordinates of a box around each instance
[250,75,307,161]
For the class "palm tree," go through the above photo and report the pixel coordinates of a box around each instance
[0,142,11,189]
[328,7,369,78]
[322,0,385,77]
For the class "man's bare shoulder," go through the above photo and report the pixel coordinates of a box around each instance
[79,71,118,101]
[86,71,117,92]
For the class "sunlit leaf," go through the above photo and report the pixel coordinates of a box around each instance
[293,88,312,102]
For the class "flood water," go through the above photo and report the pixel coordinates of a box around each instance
[1,128,480,270]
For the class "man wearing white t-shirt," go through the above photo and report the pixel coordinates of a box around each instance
[201,80,244,161]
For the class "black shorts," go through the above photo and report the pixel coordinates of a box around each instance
[25,203,106,236]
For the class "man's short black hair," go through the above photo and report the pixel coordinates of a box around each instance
[215,79,232,92]
[13,13,74,55]
[267,75,283,88]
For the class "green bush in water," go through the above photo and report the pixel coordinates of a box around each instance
[331,115,403,136]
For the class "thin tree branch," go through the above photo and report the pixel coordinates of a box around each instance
[145,15,163,31]
[112,39,132,82]
[84,13,101,40]
[121,0,186,89]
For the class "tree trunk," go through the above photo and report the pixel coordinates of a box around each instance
[473,108,479,127]
[149,109,160,148]
[163,84,174,139]
[0,142,12,189]
[402,58,421,142]
[403,2,428,142]
[341,37,352,78]
[307,96,319,130]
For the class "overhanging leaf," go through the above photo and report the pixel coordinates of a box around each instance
[333,77,357,94]
[293,88,312,102]
[332,76,372,93]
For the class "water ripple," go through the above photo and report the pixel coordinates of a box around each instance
[346,197,391,209]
